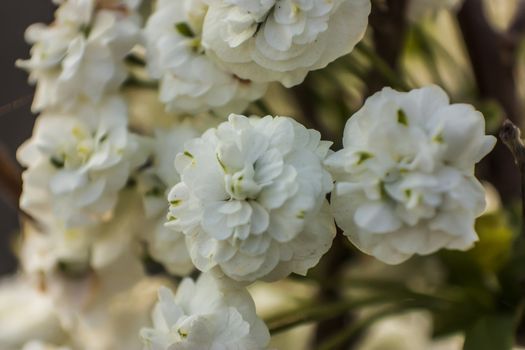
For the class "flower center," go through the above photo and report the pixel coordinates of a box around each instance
[224,164,262,200]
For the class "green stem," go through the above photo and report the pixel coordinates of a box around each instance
[315,305,412,350]
[265,279,453,336]
[267,296,389,335]
[342,56,369,83]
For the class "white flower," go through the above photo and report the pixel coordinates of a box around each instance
[16,0,141,112]
[17,97,149,229]
[71,278,165,350]
[144,0,267,114]
[0,277,65,349]
[20,188,147,273]
[140,273,270,349]
[326,86,496,264]
[167,114,335,282]
[356,311,464,350]
[138,125,200,276]
[408,0,464,22]
[202,0,371,87]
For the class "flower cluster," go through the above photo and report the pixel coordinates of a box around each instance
[7,0,500,348]
[166,114,335,282]
[326,86,496,264]
[18,97,147,229]
[202,0,371,87]
[144,0,268,114]
[17,0,141,112]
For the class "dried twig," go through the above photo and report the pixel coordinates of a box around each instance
[0,146,22,209]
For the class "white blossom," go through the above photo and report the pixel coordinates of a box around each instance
[140,273,270,349]
[137,125,200,276]
[21,341,72,350]
[17,97,149,229]
[20,188,147,273]
[167,114,335,282]
[0,277,65,349]
[326,86,496,264]
[201,0,371,87]
[144,0,267,114]
[356,311,465,350]
[16,0,141,112]
[19,222,152,350]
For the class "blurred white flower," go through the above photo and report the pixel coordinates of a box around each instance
[137,125,200,276]
[21,341,72,350]
[356,311,464,350]
[20,188,147,274]
[408,0,464,22]
[326,86,496,264]
[19,222,153,350]
[202,0,371,87]
[17,97,149,229]
[70,277,165,350]
[0,277,65,349]
[167,114,335,281]
[140,273,270,349]
[16,0,141,112]
[144,0,267,114]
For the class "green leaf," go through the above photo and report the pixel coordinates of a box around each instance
[463,314,515,350]
[397,109,408,126]
[175,22,195,38]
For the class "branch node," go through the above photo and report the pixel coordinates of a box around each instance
[500,119,525,169]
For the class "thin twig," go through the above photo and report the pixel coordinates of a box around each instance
[500,119,525,238]
[0,146,22,209]
[291,82,334,142]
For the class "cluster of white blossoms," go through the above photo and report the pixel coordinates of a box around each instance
[18,97,147,229]
[17,0,142,112]
[202,0,371,87]
[141,273,270,349]
[166,114,335,282]
[7,0,500,348]
[144,0,268,114]
[326,86,496,264]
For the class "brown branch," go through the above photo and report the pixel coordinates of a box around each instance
[457,0,523,202]
[500,120,525,232]
[0,146,22,209]
[509,0,525,42]
[366,0,409,95]
[457,0,519,122]
[312,233,356,349]
[291,81,336,144]
[499,119,525,347]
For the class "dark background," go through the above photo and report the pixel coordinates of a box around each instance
[0,1,54,275]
